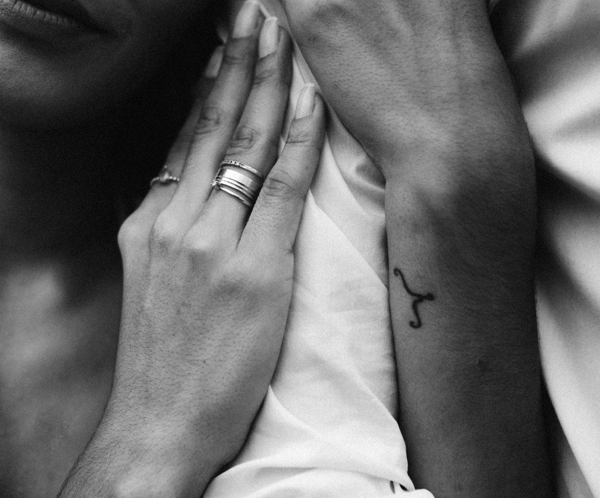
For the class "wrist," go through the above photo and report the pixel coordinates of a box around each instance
[369,42,531,183]
[384,159,537,265]
[60,415,231,498]
[378,95,534,180]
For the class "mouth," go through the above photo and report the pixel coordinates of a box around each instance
[0,0,107,33]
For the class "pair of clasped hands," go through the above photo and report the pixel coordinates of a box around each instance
[61,1,540,497]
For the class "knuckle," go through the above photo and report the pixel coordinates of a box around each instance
[149,214,181,253]
[212,262,255,298]
[179,228,217,262]
[286,119,318,148]
[194,105,227,138]
[118,216,146,252]
[222,38,254,69]
[226,125,278,158]
[252,57,280,87]
[261,170,299,202]
[228,124,261,152]
[216,257,288,305]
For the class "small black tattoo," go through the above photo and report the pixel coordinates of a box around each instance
[393,268,434,329]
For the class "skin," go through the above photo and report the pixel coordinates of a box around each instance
[280,0,552,496]
[0,0,214,127]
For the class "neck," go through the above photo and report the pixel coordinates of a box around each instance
[0,117,122,255]
[0,25,218,282]
[0,115,128,298]
[0,78,196,294]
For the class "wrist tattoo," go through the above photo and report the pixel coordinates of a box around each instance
[393,268,434,329]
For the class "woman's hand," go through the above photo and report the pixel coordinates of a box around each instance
[59,3,325,497]
[280,0,532,187]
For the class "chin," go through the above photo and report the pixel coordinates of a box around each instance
[0,45,204,132]
[0,0,215,130]
[0,35,171,130]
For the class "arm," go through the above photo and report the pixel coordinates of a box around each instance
[384,119,546,495]
[281,0,551,495]
[59,5,326,496]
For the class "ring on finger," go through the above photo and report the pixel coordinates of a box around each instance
[220,159,264,180]
[211,160,264,207]
[150,165,181,187]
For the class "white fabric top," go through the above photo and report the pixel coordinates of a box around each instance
[493,0,600,496]
[204,1,433,496]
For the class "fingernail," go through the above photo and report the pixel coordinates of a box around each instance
[259,17,279,58]
[233,0,260,39]
[295,84,316,119]
[204,46,224,78]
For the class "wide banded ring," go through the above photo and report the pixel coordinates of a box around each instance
[212,160,264,207]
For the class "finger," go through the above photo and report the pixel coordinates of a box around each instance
[159,47,225,185]
[164,0,263,231]
[195,44,225,103]
[204,18,293,236]
[161,46,225,181]
[131,46,225,230]
[240,85,326,256]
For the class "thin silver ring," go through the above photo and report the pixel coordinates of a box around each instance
[150,166,180,187]
[216,185,254,207]
[218,178,255,201]
[220,160,264,180]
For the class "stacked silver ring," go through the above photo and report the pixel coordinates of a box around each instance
[212,160,265,207]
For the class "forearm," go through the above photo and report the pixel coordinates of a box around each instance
[58,416,229,498]
[386,152,551,496]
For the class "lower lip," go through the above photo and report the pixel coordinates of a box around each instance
[0,0,96,40]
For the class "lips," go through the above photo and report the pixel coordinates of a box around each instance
[1,0,107,32]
